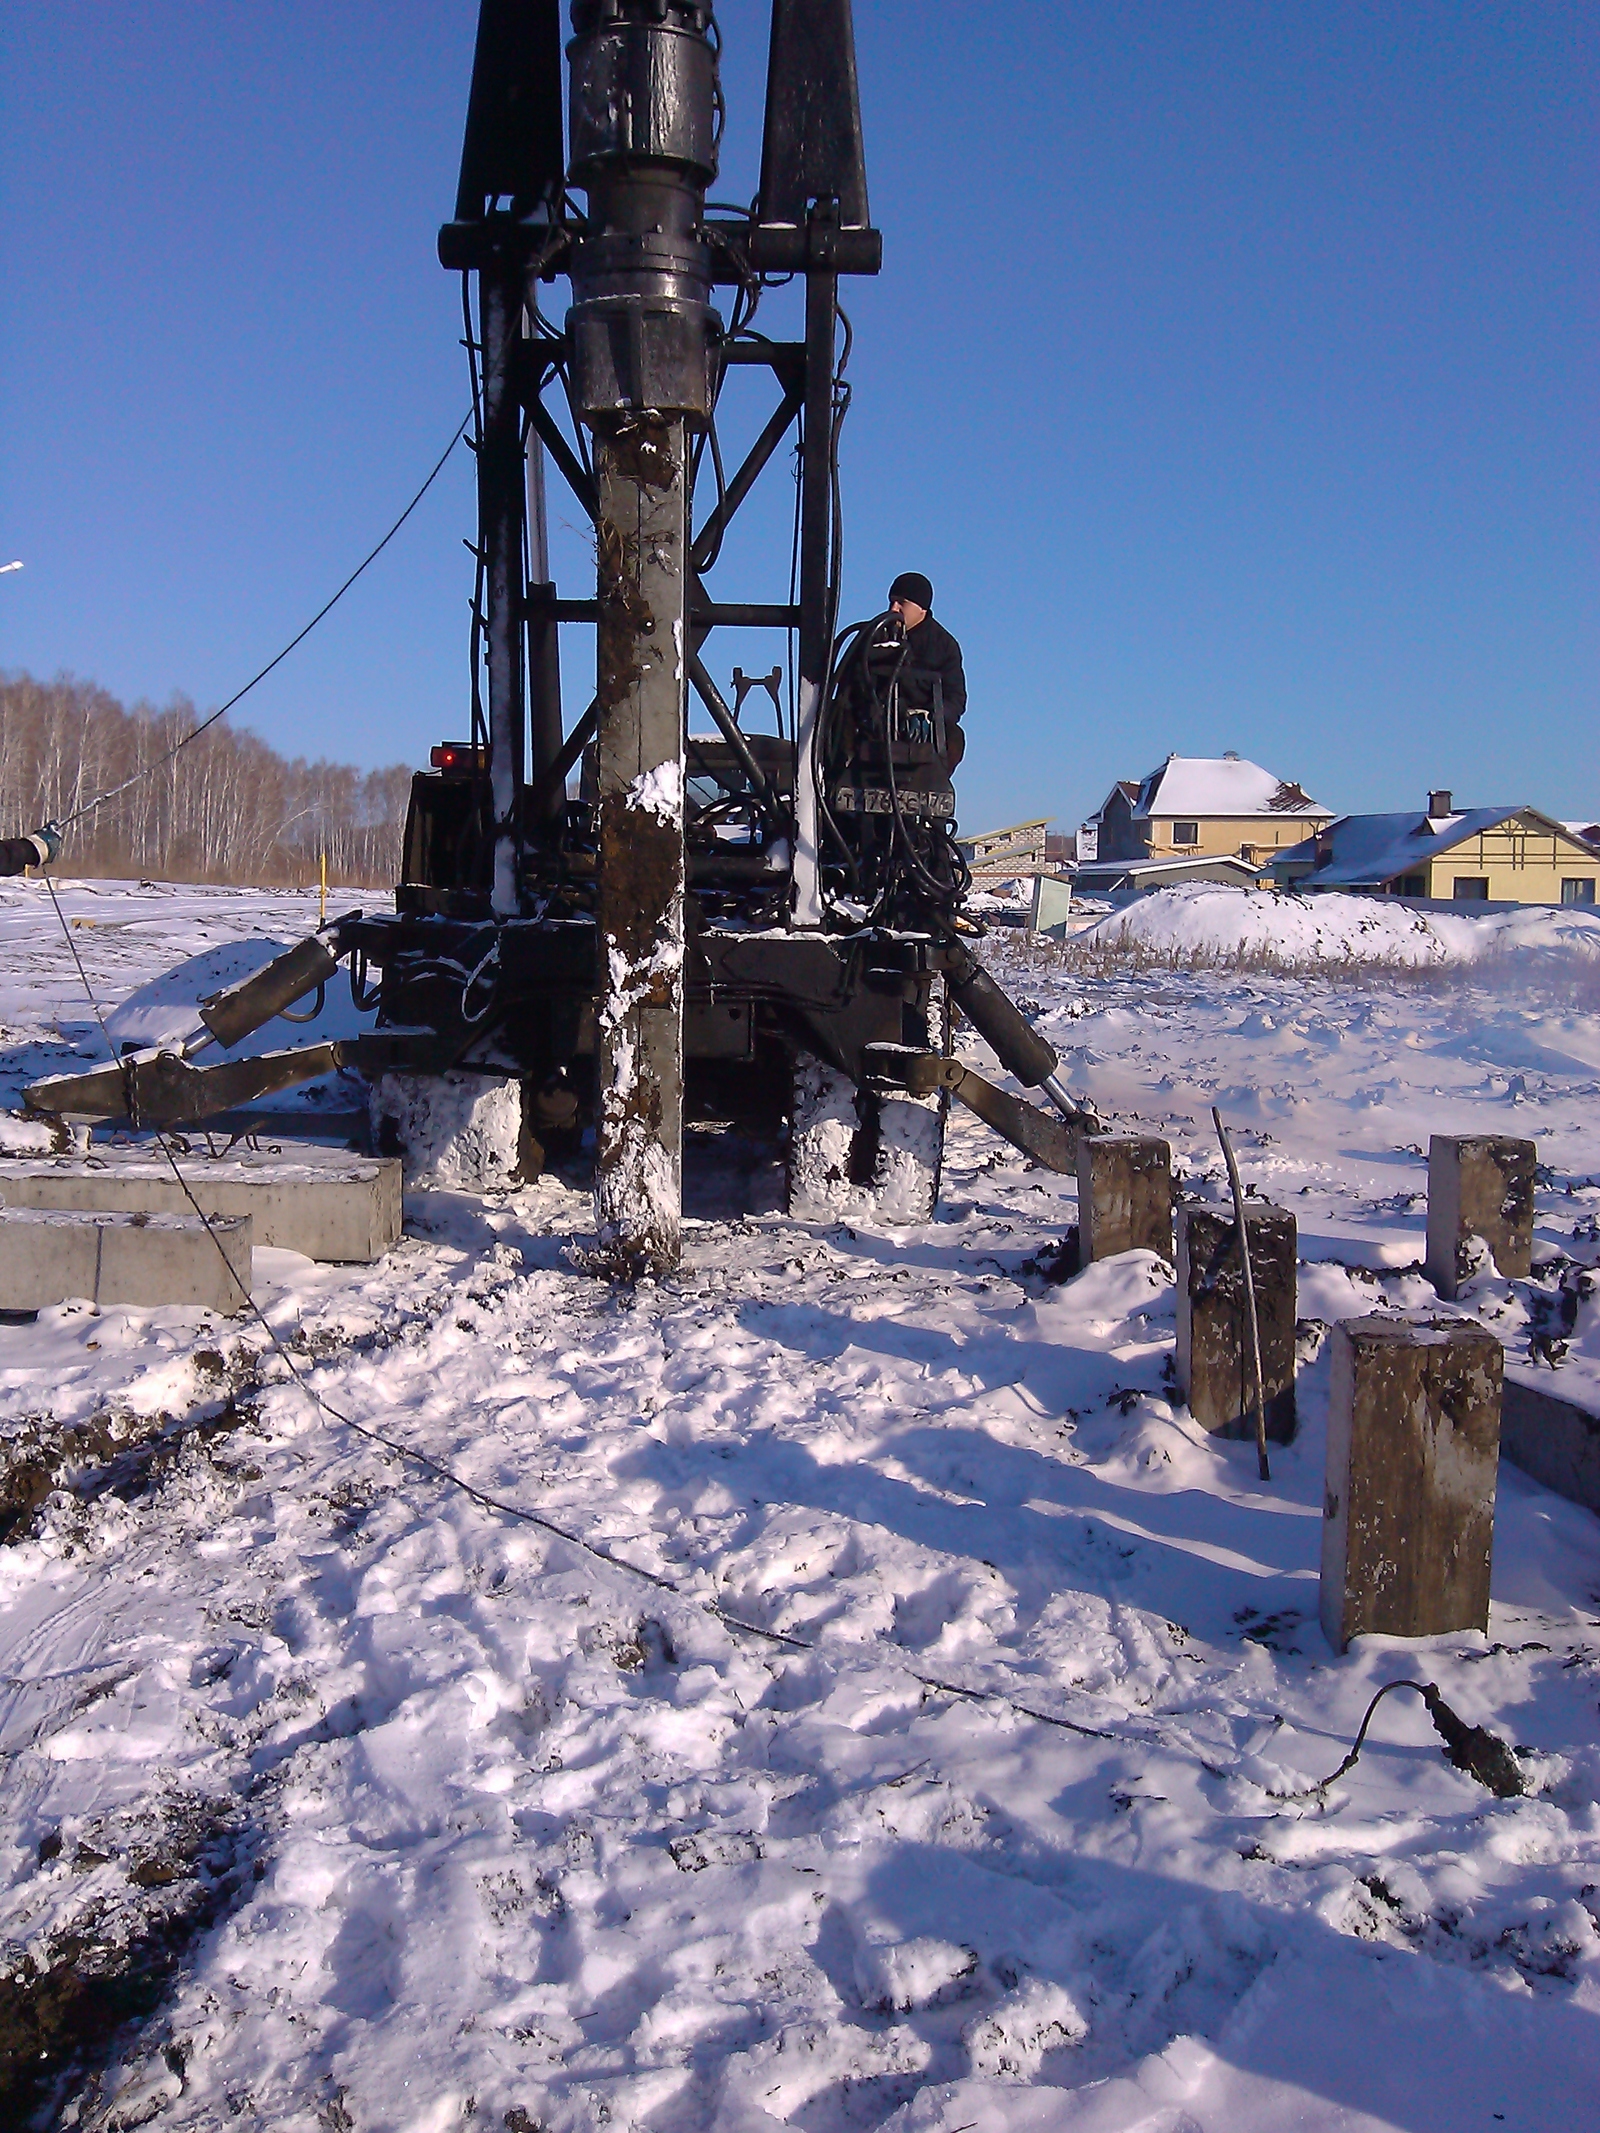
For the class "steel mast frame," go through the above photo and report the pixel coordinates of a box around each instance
[437,0,882,932]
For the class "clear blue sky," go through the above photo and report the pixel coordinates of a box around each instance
[3,1,1594,836]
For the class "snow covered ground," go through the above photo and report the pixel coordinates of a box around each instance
[0,877,1597,2132]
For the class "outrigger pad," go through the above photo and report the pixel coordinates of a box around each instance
[26,1043,345,1127]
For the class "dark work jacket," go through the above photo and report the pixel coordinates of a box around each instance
[902,613,967,768]
[0,837,41,877]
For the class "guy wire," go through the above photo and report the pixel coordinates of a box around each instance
[53,413,472,835]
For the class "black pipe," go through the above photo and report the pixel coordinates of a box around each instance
[526,697,599,822]
[798,256,837,710]
[687,653,772,802]
[942,939,1058,1090]
[691,382,804,572]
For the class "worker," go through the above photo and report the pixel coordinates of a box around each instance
[887,571,966,770]
[0,821,61,877]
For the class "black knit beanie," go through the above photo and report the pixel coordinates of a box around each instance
[888,571,933,610]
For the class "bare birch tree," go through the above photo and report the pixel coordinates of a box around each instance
[0,671,415,886]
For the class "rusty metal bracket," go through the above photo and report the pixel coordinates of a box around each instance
[26,1027,461,1129]
[26,1044,347,1126]
[862,1044,1083,1174]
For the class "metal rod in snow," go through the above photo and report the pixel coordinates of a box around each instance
[1212,1105,1271,1481]
[592,417,688,1278]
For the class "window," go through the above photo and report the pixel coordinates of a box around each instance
[1391,874,1426,896]
[1172,820,1199,847]
[1562,878,1597,906]
[1452,877,1490,902]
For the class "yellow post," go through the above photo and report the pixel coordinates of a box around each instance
[319,848,327,927]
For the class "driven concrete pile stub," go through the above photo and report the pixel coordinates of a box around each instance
[1425,1133,1536,1297]
[1176,1201,1297,1442]
[1501,1377,1600,1516]
[1321,1314,1502,1652]
[0,1146,400,1263]
[1076,1136,1173,1269]
[0,1208,252,1315]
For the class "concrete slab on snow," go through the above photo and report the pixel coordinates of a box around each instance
[0,1145,400,1263]
[0,1207,252,1314]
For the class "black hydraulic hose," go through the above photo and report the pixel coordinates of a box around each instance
[526,697,600,823]
[696,412,731,573]
[851,621,957,915]
[821,610,881,763]
[812,615,885,895]
[1269,1679,1526,1802]
[879,645,962,913]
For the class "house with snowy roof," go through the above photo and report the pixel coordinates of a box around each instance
[1267,790,1600,906]
[1085,754,1333,870]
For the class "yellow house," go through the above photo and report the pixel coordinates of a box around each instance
[1088,755,1333,867]
[1270,793,1600,907]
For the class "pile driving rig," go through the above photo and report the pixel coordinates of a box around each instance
[29,0,1098,1272]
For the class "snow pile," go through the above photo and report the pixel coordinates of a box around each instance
[1476,1258,1600,1420]
[1077,883,1600,966]
[0,1109,82,1155]
[788,1054,942,1224]
[370,1069,527,1187]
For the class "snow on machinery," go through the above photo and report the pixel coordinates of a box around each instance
[28,0,1099,1272]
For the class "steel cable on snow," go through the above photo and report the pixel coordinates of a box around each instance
[32,885,1526,1797]
[32,879,1144,1749]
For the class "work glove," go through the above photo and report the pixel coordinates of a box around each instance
[27,822,61,866]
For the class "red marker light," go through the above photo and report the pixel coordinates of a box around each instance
[429,743,482,770]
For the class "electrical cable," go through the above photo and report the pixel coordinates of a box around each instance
[1267,1678,1525,1802]
[806,297,864,907]
[52,414,472,836]
[32,877,1535,1799]
[459,935,502,1024]
[877,631,964,913]
[824,613,956,920]
[812,613,886,898]
[32,876,1132,1741]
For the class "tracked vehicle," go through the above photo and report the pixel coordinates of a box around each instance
[30,0,1098,1270]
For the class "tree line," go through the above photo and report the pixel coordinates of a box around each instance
[0,672,415,887]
